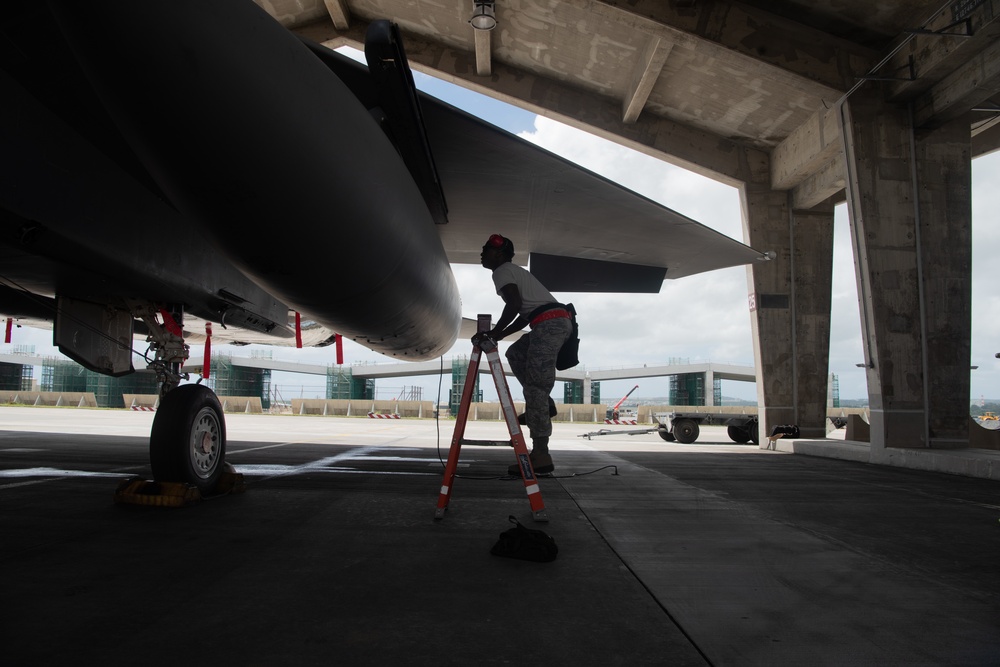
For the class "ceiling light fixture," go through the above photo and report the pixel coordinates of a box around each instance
[470,1,497,31]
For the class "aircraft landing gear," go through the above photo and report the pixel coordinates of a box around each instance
[132,302,227,494]
[150,384,226,494]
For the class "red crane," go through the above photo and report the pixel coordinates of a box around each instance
[607,384,639,420]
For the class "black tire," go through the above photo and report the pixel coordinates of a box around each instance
[150,384,226,494]
[657,424,675,442]
[748,418,760,445]
[727,425,751,443]
[672,419,700,444]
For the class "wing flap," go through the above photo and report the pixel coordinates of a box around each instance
[528,254,667,293]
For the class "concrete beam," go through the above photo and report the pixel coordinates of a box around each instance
[322,0,350,30]
[293,19,364,49]
[769,3,1000,191]
[622,37,671,124]
[473,28,492,76]
[885,0,1000,102]
[913,37,1000,129]
[790,156,846,210]
[771,106,842,190]
[972,112,1000,156]
[590,0,869,94]
[293,18,765,186]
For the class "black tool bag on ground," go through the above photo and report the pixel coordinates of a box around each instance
[556,303,580,371]
[769,424,800,438]
[490,515,558,562]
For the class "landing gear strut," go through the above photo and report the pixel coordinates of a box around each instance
[132,302,227,494]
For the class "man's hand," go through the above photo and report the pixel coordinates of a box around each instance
[473,329,507,346]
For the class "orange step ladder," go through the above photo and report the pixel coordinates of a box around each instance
[434,325,549,522]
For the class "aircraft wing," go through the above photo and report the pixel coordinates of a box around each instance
[306,43,766,293]
[426,102,767,291]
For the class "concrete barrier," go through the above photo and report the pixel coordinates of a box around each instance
[291,399,436,417]
[123,394,159,410]
[0,391,98,408]
[383,400,433,418]
[293,399,349,416]
[219,396,263,414]
[846,413,870,442]
[562,404,604,423]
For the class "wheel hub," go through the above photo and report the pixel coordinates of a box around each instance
[190,407,220,479]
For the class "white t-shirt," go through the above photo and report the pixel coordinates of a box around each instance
[492,262,556,318]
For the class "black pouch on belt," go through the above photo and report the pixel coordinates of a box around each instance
[556,303,579,371]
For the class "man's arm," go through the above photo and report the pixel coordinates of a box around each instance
[489,283,528,341]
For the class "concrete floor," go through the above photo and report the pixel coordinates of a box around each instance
[1,407,998,665]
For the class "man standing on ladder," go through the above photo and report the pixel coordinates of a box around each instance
[475,234,573,475]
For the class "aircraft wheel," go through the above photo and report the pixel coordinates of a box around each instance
[727,425,751,443]
[748,419,760,445]
[150,384,227,494]
[657,424,675,442]
[672,419,700,444]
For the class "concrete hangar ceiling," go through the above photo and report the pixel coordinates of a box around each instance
[265,0,1000,209]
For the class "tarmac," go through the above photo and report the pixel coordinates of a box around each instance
[1,406,999,666]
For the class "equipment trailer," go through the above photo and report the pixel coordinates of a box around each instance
[659,411,759,444]
[580,411,759,444]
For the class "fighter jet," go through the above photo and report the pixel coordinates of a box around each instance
[0,1,765,492]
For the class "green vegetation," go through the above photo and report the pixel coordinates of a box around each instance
[970,402,1000,418]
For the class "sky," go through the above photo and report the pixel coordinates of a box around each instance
[4,57,1000,407]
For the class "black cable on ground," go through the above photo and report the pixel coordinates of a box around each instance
[494,465,620,480]
[461,463,619,481]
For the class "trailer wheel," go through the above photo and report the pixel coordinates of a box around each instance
[672,419,699,444]
[657,424,675,442]
[727,425,751,443]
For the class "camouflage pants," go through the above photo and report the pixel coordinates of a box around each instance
[506,317,573,439]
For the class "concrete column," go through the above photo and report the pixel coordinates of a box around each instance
[789,205,835,438]
[742,181,836,443]
[838,89,971,450]
[742,183,794,443]
[704,368,715,407]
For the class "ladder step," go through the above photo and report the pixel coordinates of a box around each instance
[460,439,512,447]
